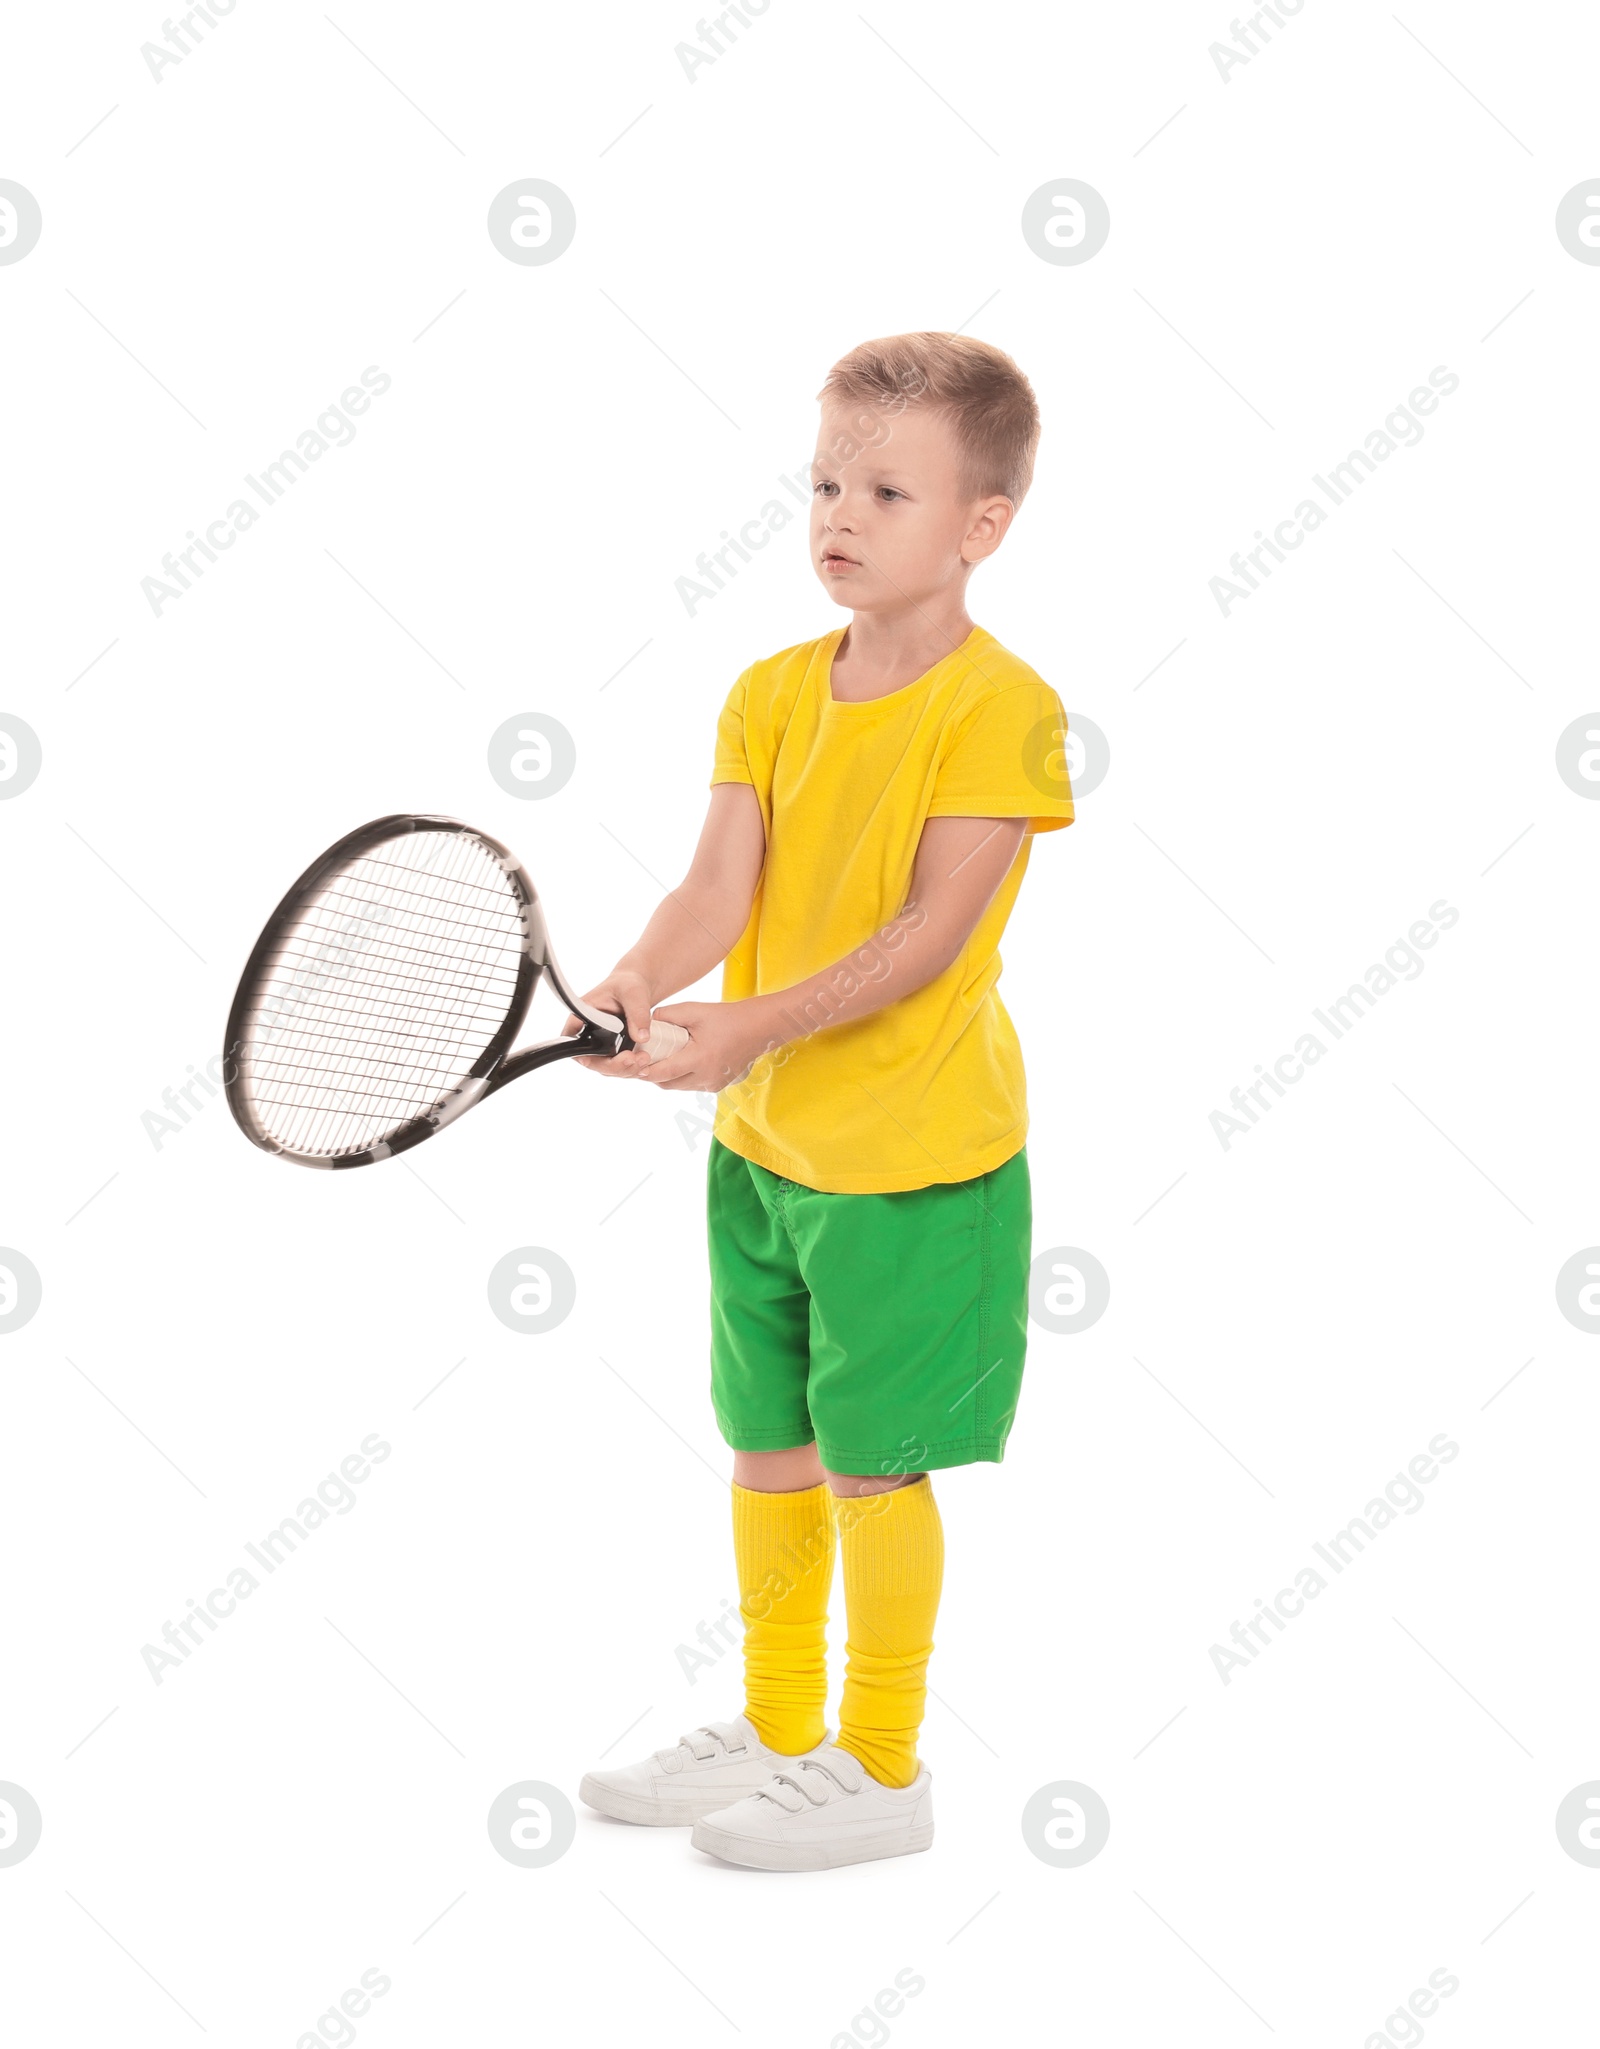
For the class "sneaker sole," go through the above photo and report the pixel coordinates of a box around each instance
[578,1775,725,1827]
[689,1819,934,1870]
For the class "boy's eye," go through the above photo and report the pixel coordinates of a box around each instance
[812,480,903,500]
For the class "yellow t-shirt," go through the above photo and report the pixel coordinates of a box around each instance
[708,623,1073,1193]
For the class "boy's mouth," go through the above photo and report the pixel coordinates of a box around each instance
[821,548,859,572]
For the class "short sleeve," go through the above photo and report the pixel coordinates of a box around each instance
[710,667,755,789]
[927,681,1074,834]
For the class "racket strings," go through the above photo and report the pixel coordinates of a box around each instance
[252,838,516,1154]
[310,885,520,945]
[237,830,529,1157]
[275,930,520,996]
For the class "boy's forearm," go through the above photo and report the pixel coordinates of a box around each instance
[630,811,1016,1098]
[744,898,949,1049]
[613,883,749,1004]
[732,815,1027,1058]
[608,782,766,1007]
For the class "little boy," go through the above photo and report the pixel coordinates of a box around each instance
[573,331,1073,1870]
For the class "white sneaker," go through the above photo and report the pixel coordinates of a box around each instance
[691,1741,934,1870]
[579,1715,806,1827]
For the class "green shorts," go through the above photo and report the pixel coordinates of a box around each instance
[706,1136,1033,1476]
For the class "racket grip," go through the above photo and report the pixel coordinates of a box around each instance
[641,1019,690,1061]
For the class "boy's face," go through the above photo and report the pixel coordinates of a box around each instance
[810,398,1012,614]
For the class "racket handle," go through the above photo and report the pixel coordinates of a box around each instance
[641,1019,690,1061]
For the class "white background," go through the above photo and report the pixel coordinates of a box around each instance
[3,1,1598,2042]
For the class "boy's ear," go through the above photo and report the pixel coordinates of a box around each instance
[963,496,1015,563]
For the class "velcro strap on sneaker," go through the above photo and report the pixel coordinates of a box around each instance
[756,1772,813,1814]
[658,1721,748,1771]
[805,1750,865,1796]
[758,1750,865,1810]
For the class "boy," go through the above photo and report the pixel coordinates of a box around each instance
[572,332,1073,1870]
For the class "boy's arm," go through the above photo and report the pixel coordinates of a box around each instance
[560,781,767,1076]
[642,814,1029,1093]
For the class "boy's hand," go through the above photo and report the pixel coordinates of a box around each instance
[637,999,775,1093]
[561,970,658,1077]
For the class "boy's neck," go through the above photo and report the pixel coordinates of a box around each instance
[835,604,977,685]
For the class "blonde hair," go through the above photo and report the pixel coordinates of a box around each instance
[816,331,1041,508]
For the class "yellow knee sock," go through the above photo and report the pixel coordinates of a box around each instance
[732,1480,836,1756]
[835,1476,944,1789]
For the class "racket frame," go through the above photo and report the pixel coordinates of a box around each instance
[224,814,633,1170]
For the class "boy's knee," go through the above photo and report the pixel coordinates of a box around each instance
[823,1470,925,1498]
[733,1443,825,1492]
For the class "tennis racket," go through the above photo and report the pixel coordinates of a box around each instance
[223,813,688,1170]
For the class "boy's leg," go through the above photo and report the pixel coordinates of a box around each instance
[690,1156,1026,1868]
[709,1139,841,1757]
[787,1150,1029,1788]
[732,1445,834,1756]
[688,1464,941,1871]
[826,1471,944,1789]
